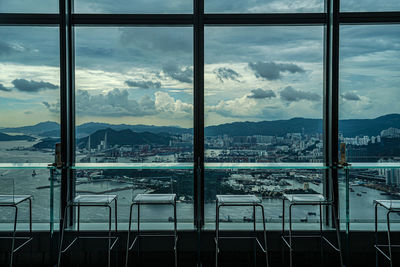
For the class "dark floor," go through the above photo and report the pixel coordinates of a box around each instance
[0,230,399,266]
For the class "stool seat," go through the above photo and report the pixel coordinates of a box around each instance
[72,194,117,205]
[216,194,261,205]
[374,199,400,210]
[283,193,326,203]
[133,193,176,204]
[0,195,32,205]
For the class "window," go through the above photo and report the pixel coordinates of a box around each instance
[0,0,58,13]
[339,25,400,223]
[205,0,324,13]
[204,26,324,223]
[74,0,192,13]
[75,27,194,222]
[0,27,60,222]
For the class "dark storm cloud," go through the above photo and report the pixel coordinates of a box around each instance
[247,88,276,99]
[12,79,58,92]
[162,64,192,83]
[248,61,305,80]
[280,86,320,102]
[42,101,59,113]
[213,67,241,83]
[341,92,361,101]
[125,80,161,89]
[74,89,157,117]
[0,83,11,92]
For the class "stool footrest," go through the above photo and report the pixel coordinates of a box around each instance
[13,237,33,253]
[281,235,340,252]
[214,237,266,253]
[375,245,392,261]
[61,236,119,254]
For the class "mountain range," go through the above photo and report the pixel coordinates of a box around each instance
[2,114,400,138]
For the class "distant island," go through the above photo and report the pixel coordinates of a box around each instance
[0,132,35,141]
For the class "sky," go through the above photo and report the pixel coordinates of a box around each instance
[0,1,399,128]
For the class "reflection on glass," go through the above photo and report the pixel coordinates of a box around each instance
[206,0,324,13]
[0,0,58,13]
[74,0,192,14]
[339,25,400,223]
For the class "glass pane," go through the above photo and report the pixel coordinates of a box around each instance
[0,27,60,164]
[205,0,324,13]
[0,27,59,225]
[74,0,192,13]
[0,0,58,13]
[204,26,324,224]
[341,0,400,12]
[75,27,193,223]
[339,25,400,224]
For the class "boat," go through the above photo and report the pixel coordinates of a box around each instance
[356,193,362,196]
[221,215,232,222]
[32,170,37,177]
[308,212,317,216]
[362,191,367,194]
[300,217,308,222]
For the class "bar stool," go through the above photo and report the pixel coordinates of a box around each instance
[125,193,178,267]
[0,195,33,267]
[215,195,269,267]
[281,194,343,267]
[374,199,400,267]
[57,194,118,267]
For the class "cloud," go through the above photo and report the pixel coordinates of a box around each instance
[280,86,320,102]
[0,83,11,92]
[154,91,192,118]
[213,67,241,83]
[341,91,361,101]
[161,64,192,83]
[12,79,58,92]
[74,89,156,117]
[24,111,33,115]
[125,80,161,89]
[42,89,192,119]
[248,61,305,80]
[42,101,59,113]
[247,88,276,99]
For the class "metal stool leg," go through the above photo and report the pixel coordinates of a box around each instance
[387,211,393,267]
[57,205,69,267]
[125,203,134,267]
[137,204,141,264]
[319,204,323,266]
[253,205,256,267]
[289,204,293,267]
[375,203,379,267]
[215,202,219,267]
[10,205,18,267]
[260,205,269,267]
[174,199,178,267]
[332,203,343,267]
[108,205,112,267]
